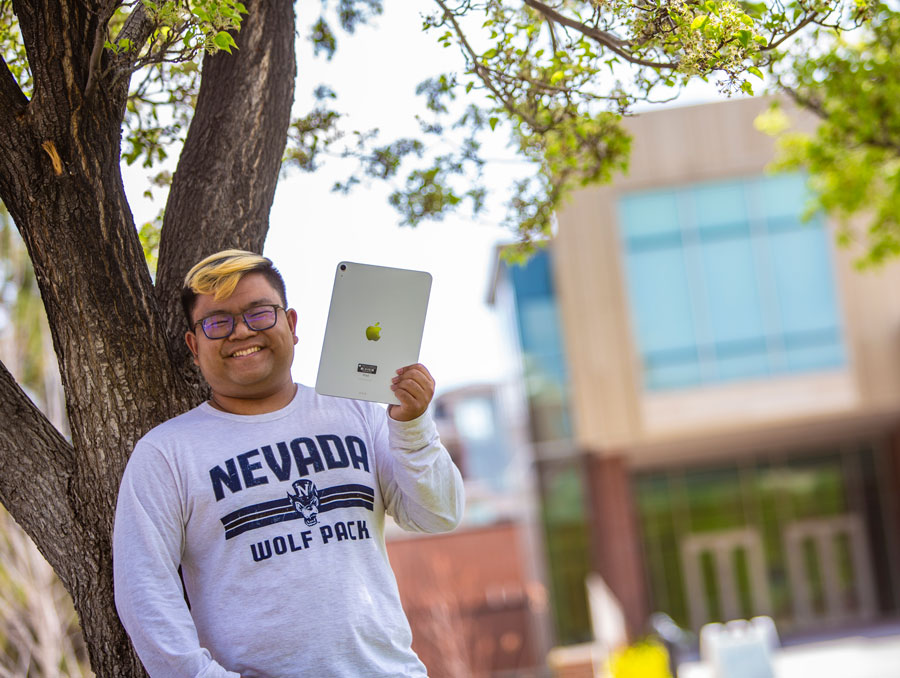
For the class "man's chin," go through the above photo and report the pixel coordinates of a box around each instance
[214,377,294,401]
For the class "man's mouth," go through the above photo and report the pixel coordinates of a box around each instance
[230,346,262,358]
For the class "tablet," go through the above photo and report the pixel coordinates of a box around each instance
[315,261,432,405]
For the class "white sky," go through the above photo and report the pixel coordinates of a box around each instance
[123,3,722,396]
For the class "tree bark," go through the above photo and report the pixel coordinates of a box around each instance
[0,0,296,673]
[0,361,79,586]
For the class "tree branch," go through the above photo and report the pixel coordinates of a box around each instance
[85,0,121,98]
[0,53,29,117]
[107,3,166,86]
[435,0,543,131]
[0,359,81,593]
[764,14,818,50]
[522,0,677,69]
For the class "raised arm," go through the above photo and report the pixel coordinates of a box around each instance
[377,366,465,532]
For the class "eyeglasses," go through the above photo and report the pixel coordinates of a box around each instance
[193,304,285,340]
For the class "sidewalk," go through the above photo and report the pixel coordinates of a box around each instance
[678,624,900,678]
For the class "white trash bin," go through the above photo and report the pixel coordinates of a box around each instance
[700,616,779,678]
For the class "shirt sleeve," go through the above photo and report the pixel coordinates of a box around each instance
[113,441,241,678]
[374,408,465,533]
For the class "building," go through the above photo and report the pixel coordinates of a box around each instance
[491,96,900,651]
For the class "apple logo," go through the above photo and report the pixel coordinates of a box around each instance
[365,322,381,341]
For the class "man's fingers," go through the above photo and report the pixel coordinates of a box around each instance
[394,364,434,394]
[389,363,436,421]
[392,376,428,402]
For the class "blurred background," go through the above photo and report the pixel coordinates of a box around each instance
[4,4,900,678]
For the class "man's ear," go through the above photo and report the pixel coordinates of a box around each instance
[185,330,200,366]
[287,308,299,345]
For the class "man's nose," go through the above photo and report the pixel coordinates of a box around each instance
[231,316,259,339]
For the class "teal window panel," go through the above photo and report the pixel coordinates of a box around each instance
[520,299,565,364]
[621,190,680,246]
[619,173,846,391]
[784,331,845,372]
[625,248,696,354]
[509,249,554,299]
[758,173,812,220]
[699,238,765,346]
[646,358,702,390]
[768,222,841,335]
[715,349,772,382]
[693,180,748,232]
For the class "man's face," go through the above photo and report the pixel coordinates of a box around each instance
[185,273,298,403]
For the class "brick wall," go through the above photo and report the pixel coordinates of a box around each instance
[387,522,544,677]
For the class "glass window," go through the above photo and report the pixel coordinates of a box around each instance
[633,449,873,630]
[506,250,573,441]
[619,173,845,391]
[453,396,512,492]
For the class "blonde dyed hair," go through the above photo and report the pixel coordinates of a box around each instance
[184,249,271,300]
[181,249,287,324]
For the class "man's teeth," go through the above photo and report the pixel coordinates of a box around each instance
[231,347,261,357]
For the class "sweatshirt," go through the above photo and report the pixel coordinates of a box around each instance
[113,384,464,678]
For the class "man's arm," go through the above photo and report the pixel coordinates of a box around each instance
[378,364,465,532]
[113,443,241,678]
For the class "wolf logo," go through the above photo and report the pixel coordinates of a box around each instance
[287,479,320,526]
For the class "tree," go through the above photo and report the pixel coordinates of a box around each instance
[757,1,900,267]
[0,0,294,672]
[0,0,874,674]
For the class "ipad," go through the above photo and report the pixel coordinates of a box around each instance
[315,261,432,405]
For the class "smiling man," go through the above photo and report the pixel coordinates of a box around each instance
[113,250,464,678]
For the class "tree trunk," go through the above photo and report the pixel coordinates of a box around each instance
[0,0,296,673]
[156,0,297,369]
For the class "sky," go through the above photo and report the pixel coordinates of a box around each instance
[122,3,722,397]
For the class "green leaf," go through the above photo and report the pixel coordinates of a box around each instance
[489,116,499,131]
[691,15,709,31]
[213,31,237,53]
[550,70,566,85]
[737,29,751,47]
[748,66,764,79]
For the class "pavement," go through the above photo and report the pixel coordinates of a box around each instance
[678,623,900,678]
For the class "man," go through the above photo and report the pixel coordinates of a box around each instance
[113,249,464,677]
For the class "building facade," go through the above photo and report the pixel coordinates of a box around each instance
[494,96,900,645]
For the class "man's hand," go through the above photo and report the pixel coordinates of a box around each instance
[388,363,435,422]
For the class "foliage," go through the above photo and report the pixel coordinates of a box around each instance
[607,639,672,678]
[2,0,885,259]
[1,0,878,258]
[285,0,873,257]
[0,506,92,678]
[758,2,900,267]
[0,1,29,96]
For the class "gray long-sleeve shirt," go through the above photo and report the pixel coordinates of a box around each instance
[113,385,464,678]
